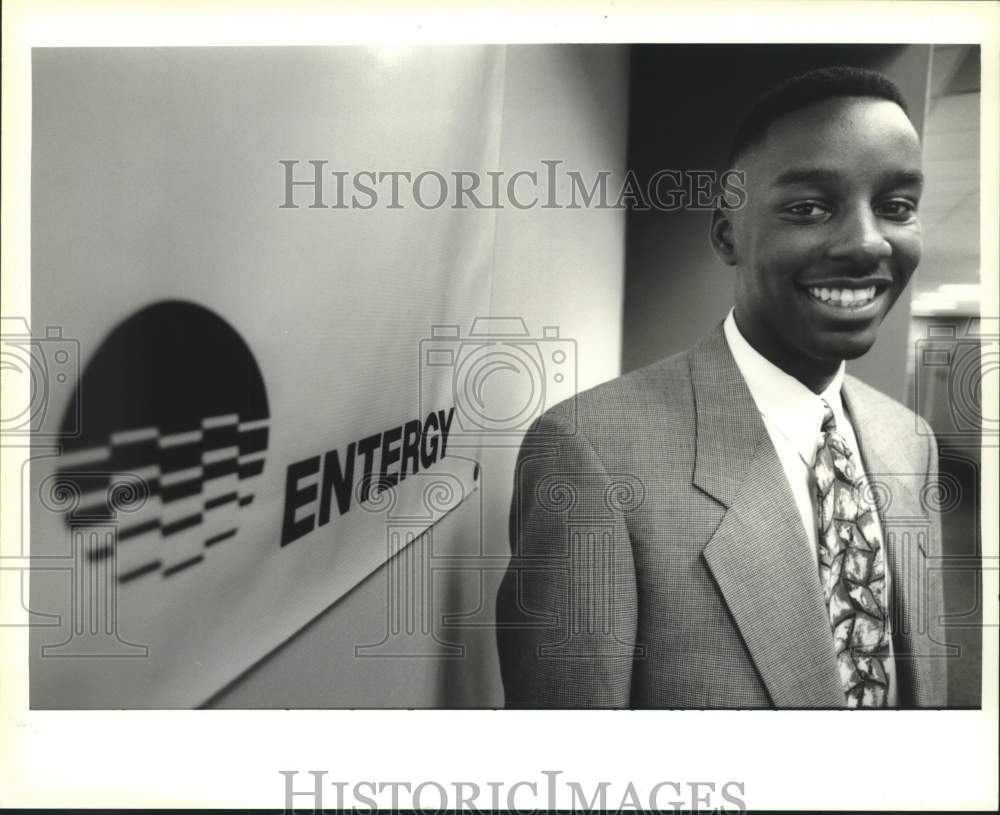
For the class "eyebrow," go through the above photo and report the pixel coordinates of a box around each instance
[772,168,924,188]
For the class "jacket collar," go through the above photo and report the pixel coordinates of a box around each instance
[689,323,766,509]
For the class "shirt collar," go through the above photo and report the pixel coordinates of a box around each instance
[723,308,847,465]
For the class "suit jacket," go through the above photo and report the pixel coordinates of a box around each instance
[496,323,948,708]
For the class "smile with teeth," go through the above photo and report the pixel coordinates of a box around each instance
[807,285,878,308]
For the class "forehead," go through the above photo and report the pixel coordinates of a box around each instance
[744,96,922,183]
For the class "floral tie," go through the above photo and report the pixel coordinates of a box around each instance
[814,400,890,708]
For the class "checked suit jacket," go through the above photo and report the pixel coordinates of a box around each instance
[495,323,949,708]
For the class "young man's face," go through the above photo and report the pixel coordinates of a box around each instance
[715,96,923,381]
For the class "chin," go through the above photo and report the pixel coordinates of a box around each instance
[812,331,879,363]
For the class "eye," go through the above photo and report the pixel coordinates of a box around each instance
[874,198,919,221]
[781,201,830,221]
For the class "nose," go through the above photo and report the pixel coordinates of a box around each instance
[825,205,893,268]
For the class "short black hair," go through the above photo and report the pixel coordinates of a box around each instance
[727,65,910,168]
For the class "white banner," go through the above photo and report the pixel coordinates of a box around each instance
[27,46,505,707]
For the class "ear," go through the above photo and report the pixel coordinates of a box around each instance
[710,207,739,266]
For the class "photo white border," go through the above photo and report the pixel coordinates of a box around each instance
[2,1,997,810]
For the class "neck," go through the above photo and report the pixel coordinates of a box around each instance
[732,310,841,394]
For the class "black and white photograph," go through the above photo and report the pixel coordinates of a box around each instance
[1,1,997,812]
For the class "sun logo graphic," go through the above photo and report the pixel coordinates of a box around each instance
[52,301,270,584]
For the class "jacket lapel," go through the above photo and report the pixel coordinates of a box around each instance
[689,325,845,707]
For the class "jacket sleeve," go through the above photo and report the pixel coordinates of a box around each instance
[495,408,639,708]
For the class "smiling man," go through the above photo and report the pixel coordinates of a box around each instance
[496,66,948,709]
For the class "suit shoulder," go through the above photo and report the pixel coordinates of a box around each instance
[844,374,930,432]
[843,374,936,478]
[543,348,694,431]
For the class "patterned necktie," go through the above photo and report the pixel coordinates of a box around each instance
[814,400,890,708]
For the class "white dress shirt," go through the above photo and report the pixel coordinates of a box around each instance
[723,309,897,706]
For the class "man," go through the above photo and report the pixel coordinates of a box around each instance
[495,66,948,708]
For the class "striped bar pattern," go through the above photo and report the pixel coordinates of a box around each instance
[58,414,268,582]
